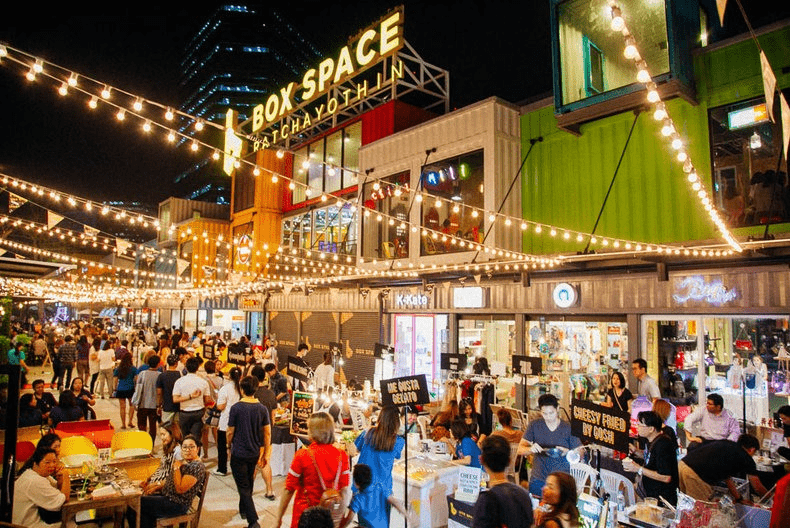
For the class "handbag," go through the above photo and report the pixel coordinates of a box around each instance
[203,406,221,427]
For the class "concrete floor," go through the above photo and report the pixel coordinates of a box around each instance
[20,363,295,528]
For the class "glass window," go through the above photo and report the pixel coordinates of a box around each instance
[293,146,308,204]
[362,171,410,259]
[557,0,669,106]
[298,212,312,250]
[325,130,343,193]
[709,96,788,227]
[344,122,361,188]
[308,141,324,197]
[338,204,357,256]
[420,150,484,256]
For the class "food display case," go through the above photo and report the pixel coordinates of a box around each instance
[390,455,460,528]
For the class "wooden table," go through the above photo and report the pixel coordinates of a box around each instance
[61,488,142,528]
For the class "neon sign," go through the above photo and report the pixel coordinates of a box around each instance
[673,276,737,305]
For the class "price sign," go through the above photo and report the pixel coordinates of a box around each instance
[380,374,430,407]
[455,466,482,503]
[440,353,468,372]
[290,391,316,436]
[512,355,542,376]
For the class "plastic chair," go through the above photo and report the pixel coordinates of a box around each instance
[416,415,431,439]
[599,468,636,506]
[111,430,153,458]
[156,473,210,528]
[59,435,99,468]
[569,463,598,495]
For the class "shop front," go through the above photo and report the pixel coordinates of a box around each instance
[199,296,245,340]
[239,294,265,344]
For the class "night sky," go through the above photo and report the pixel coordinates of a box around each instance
[0,1,551,210]
[0,1,785,211]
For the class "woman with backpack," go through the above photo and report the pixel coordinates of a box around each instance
[276,412,350,528]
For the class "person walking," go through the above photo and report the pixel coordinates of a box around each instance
[96,340,116,399]
[114,352,138,429]
[172,356,211,440]
[156,354,182,426]
[75,335,90,382]
[135,355,162,441]
[56,335,77,391]
[228,375,271,528]
[88,337,101,394]
[214,367,242,477]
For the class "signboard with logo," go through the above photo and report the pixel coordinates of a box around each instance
[454,467,482,503]
[290,391,316,436]
[440,353,468,372]
[394,292,430,310]
[240,296,262,311]
[380,374,430,407]
[227,343,248,365]
[672,276,737,305]
[452,287,487,309]
[552,282,578,308]
[570,398,630,451]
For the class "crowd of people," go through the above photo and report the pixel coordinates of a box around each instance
[4,320,790,528]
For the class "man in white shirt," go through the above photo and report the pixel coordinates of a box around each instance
[172,356,212,442]
[684,393,741,447]
[632,358,661,400]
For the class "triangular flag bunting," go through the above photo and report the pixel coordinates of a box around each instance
[716,0,727,26]
[781,93,790,162]
[283,283,294,296]
[47,211,64,230]
[760,52,777,122]
[473,274,482,284]
[83,225,99,238]
[8,192,27,214]
[176,258,190,276]
[116,239,131,255]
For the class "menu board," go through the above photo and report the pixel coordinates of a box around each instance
[571,398,630,451]
[290,391,315,436]
[440,353,468,372]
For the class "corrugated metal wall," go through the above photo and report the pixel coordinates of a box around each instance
[359,97,522,261]
[521,25,790,256]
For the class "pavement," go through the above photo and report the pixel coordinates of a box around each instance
[19,363,294,528]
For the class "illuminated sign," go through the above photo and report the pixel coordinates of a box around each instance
[236,234,252,265]
[673,276,737,305]
[552,283,578,308]
[223,8,405,174]
[728,103,768,130]
[395,293,429,309]
[240,297,261,310]
[453,287,486,308]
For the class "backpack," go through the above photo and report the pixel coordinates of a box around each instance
[308,449,344,527]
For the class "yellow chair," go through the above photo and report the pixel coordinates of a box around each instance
[109,456,161,481]
[59,435,98,468]
[111,430,153,458]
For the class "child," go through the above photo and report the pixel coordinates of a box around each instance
[340,464,412,528]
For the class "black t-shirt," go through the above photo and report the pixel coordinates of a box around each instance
[642,434,679,506]
[681,440,756,483]
[472,482,534,528]
[20,392,57,416]
[607,388,633,412]
[783,422,790,440]
[156,371,182,412]
[254,386,277,414]
[228,400,270,459]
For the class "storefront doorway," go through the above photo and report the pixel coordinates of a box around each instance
[393,314,449,390]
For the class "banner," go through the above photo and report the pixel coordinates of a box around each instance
[287,355,311,382]
[290,391,315,436]
[570,398,630,452]
[380,374,430,407]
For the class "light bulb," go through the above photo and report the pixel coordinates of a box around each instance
[142,121,152,132]
[190,141,199,151]
[677,151,687,162]
[610,8,625,31]
[33,59,43,73]
[165,108,174,121]
[25,68,36,81]
[133,98,143,111]
[435,199,442,208]
[671,136,683,150]
[253,167,261,176]
[288,182,295,190]
[58,82,68,96]
[661,120,674,136]
[687,172,698,183]
[647,89,660,103]
[195,120,204,131]
[636,62,650,83]
[653,103,667,121]
[623,37,638,59]
[415,194,423,203]
[167,132,176,142]
[116,109,126,121]
[272,174,278,183]
[212,150,220,160]
[276,149,285,159]
[88,96,98,109]
[101,86,111,99]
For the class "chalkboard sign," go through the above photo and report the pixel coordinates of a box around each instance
[227,343,248,365]
[287,355,310,382]
[380,374,430,407]
[203,343,215,360]
[512,355,542,376]
[290,391,315,436]
[374,343,393,358]
[440,353,468,372]
[570,398,630,452]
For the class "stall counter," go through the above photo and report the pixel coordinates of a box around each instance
[390,456,460,528]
